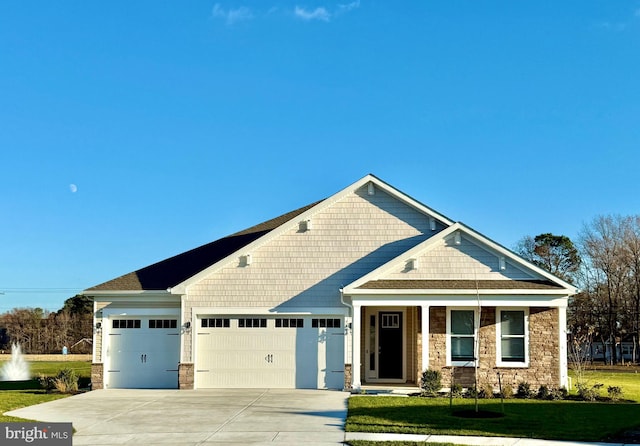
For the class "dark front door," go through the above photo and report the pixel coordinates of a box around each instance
[378,312,403,379]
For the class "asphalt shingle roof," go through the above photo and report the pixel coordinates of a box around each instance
[87,200,323,291]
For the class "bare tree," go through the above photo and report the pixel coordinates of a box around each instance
[579,215,630,364]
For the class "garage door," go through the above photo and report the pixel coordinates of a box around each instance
[107,317,180,389]
[195,316,344,389]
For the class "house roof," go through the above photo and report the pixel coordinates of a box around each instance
[356,279,563,290]
[86,200,323,292]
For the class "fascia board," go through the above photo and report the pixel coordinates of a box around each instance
[350,295,569,308]
[173,174,454,294]
[346,288,572,296]
[191,306,349,316]
[343,223,462,292]
[85,290,172,297]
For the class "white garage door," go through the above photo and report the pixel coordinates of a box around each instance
[106,317,180,389]
[195,316,344,389]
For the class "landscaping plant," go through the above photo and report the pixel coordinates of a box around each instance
[420,369,442,396]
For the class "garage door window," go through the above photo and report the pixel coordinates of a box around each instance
[275,318,304,328]
[112,319,141,329]
[149,319,177,329]
[312,318,341,328]
[238,318,267,328]
[201,318,230,328]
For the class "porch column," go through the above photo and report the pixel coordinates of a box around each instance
[421,305,430,372]
[558,305,568,388]
[352,303,362,389]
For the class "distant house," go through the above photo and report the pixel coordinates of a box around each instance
[84,174,577,391]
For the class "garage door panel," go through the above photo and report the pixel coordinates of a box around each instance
[196,316,344,389]
[106,318,179,389]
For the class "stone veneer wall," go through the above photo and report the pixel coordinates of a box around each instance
[91,363,103,390]
[429,306,560,390]
[344,364,352,390]
[179,363,194,389]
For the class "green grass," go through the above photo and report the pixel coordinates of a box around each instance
[0,391,69,422]
[347,442,461,446]
[573,368,640,400]
[347,397,640,442]
[0,360,92,379]
[0,361,92,422]
[347,369,640,443]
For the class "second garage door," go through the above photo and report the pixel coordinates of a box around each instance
[195,316,344,389]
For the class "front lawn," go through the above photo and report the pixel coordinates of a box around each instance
[347,369,640,443]
[346,396,640,442]
[0,361,92,422]
[0,391,68,422]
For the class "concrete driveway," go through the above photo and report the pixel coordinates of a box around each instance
[6,389,349,445]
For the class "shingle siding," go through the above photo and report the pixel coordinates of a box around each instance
[385,235,536,281]
[184,186,437,361]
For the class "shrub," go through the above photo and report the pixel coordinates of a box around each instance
[467,385,491,399]
[450,383,463,397]
[608,386,623,402]
[420,369,442,396]
[37,374,55,392]
[482,383,495,398]
[577,382,603,401]
[499,385,514,399]
[516,381,534,399]
[537,385,549,400]
[548,387,568,401]
[54,368,79,393]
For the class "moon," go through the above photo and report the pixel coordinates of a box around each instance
[69,184,78,193]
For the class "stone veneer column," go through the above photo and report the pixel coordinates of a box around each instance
[91,363,103,390]
[343,364,352,390]
[179,363,194,389]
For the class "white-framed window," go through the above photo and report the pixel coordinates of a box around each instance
[496,308,529,367]
[446,308,478,366]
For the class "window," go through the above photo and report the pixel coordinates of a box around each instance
[201,318,230,328]
[238,318,267,328]
[149,319,177,329]
[447,309,476,365]
[381,313,400,328]
[112,319,141,329]
[275,318,304,328]
[312,318,341,328]
[497,309,528,367]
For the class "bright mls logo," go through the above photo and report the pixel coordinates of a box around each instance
[1,423,72,445]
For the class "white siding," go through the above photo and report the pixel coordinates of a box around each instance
[384,233,537,280]
[183,185,438,361]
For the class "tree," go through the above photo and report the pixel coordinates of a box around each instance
[579,215,630,364]
[515,233,581,283]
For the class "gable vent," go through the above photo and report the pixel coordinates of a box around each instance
[299,219,312,232]
[240,253,252,266]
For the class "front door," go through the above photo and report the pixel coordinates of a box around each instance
[378,312,403,379]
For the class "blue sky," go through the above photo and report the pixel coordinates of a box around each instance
[1,1,639,312]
